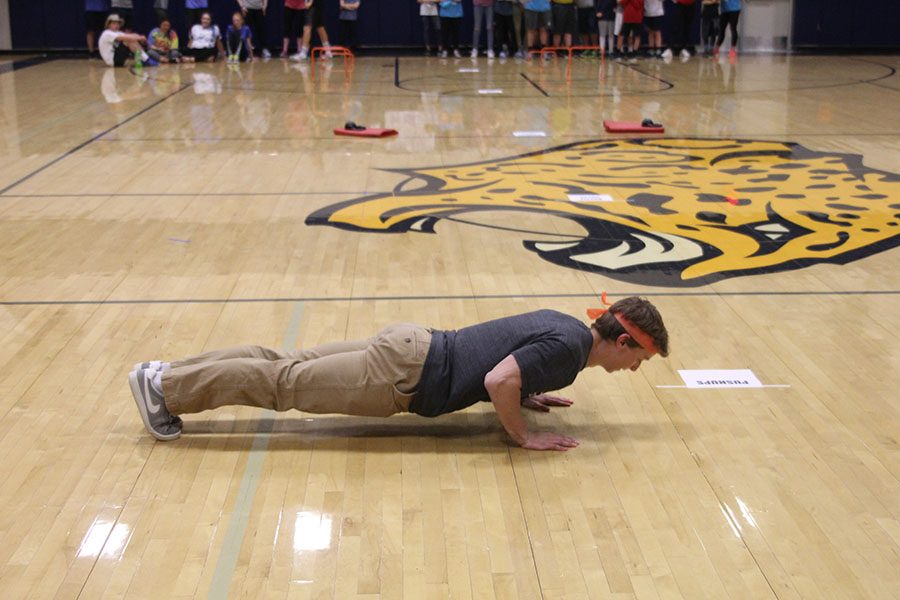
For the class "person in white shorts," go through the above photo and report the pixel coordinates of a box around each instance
[98,13,154,67]
[613,0,624,56]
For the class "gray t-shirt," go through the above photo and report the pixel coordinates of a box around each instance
[410,310,593,417]
[243,0,265,8]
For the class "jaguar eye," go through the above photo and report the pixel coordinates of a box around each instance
[753,223,790,240]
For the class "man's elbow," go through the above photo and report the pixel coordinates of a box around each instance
[484,372,519,395]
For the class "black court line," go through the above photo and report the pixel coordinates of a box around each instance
[619,61,675,91]
[2,290,898,307]
[87,130,900,144]
[868,82,900,92]
[394,56,400,87]
[0,191,365,198]
[519,72,550,97]
[850,57,897,78]
[0,55,53,75]
[0,84,190,196]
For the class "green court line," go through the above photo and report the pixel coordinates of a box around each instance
[206,301,304,600]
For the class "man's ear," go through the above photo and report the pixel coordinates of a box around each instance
[616,333,631,348]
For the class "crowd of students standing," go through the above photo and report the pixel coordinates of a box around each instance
[85,0,743,68]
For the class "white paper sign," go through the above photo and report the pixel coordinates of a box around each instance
[568,193,614,203]
[478,89,504,94]
[458,68,480,73]
[678,369,763,389]
[513,131,547,137]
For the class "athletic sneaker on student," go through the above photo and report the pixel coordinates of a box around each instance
[129,366,183,441]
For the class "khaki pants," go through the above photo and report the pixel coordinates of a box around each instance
[161,324,432,418]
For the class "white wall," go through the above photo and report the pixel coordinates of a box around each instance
[741,0,793,52]
[0,0,11,50]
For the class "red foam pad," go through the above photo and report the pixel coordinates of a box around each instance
[334,128,398,138]
[603,120,665,133]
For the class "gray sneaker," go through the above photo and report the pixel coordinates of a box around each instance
[128,368,182,441]
[133,360,164,372]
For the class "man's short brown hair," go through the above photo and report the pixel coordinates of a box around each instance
[591,296,669,357]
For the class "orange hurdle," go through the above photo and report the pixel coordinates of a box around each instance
[310,45,354,68]
[527,45,604,82]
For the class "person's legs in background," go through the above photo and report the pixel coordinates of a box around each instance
[472,5,484,57]
[677,2,695,57]
[341,19,357,51]
[245,8,268,57]
[512,1,526,57]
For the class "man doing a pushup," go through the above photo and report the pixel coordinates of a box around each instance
[129,296,668,451]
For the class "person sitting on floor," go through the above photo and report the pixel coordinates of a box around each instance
[226,11,256,63]
[98,13,158,67]
[147,16,192,63]
[183,11,224,62]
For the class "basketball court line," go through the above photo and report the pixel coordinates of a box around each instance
[868,82,900,92]
[619,62,676,90]
[0,55,53,75]
[61,130,900,145]
[1,290,898,307]
[205,301,303,600]
[0,191,365,198]
[519,72,550,96]
[0,84,190,195]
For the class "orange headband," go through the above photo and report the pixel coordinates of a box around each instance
[587,292,659,356]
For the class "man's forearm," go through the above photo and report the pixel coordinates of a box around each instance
[119,33,146,44]
[487,382,528,445]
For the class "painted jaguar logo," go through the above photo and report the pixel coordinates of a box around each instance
[306,139,899,286]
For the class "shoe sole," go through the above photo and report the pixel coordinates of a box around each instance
[128,370,181,441]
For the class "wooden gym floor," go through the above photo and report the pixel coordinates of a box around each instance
[0,54,898,599]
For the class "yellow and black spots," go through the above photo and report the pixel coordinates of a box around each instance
[306,138,899,287]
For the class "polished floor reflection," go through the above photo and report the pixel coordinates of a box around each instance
[0,54,898,599]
